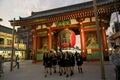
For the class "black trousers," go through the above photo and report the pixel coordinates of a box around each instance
[13,62,19,69]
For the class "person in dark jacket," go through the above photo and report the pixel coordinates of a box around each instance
[58,52,65,76]
[52,53,57,73]
[64,52,71,77]
[70,52,75,76]
[43,52,52,77]
[76,53,83,73]
[43,52,48,77]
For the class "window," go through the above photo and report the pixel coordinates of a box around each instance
[7,39,12,45]
[0,38,4,45]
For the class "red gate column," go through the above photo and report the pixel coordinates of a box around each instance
[101,22,109,60]
[80,22,86,60]
[36,37,40,49]
[48,28,52,51]
[33,31,37,63]
[46,23,53,51]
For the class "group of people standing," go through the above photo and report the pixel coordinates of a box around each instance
[43,51,83,78]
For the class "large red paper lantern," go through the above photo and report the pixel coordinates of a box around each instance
[70,30,76,47]
[58,29,76,48]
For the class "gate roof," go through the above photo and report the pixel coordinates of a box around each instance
[9,0,120,26]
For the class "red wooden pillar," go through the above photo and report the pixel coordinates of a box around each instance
[32,30,37,63]
[101,22,109,60]
[80,21,86,60]
[48,28,52,51]
[76,18,86,60]
[36,37,40,49]
[46,23,53,51]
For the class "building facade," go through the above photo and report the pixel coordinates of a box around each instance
[9,0,120,62]
[0,25,26,59]
[17,26,33,59]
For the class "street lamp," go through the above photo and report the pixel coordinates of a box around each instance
[10,18,15,71]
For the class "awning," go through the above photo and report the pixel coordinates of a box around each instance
[0,47,12,51]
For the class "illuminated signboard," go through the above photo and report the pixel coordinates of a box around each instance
[18,43,26,50]
[55,19,71,26]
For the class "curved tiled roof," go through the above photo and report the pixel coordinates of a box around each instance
[0,25,17,35]
[0,25,13,34]
[21,0,119,20]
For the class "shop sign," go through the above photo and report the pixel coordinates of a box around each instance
[18,43,26,50]
[37,31,47,34]
[84,24,96,28]
[55,19,71,26]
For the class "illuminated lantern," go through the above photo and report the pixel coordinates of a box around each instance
[58,29,76,48]
[70,30,76,47]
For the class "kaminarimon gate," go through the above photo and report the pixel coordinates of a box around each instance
[10,0,120,63]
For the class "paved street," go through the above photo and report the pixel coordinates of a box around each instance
[0,60,116,80]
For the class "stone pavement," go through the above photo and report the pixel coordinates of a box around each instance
[0,60,116,80]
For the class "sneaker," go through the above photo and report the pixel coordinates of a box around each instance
[59,73,62,76]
